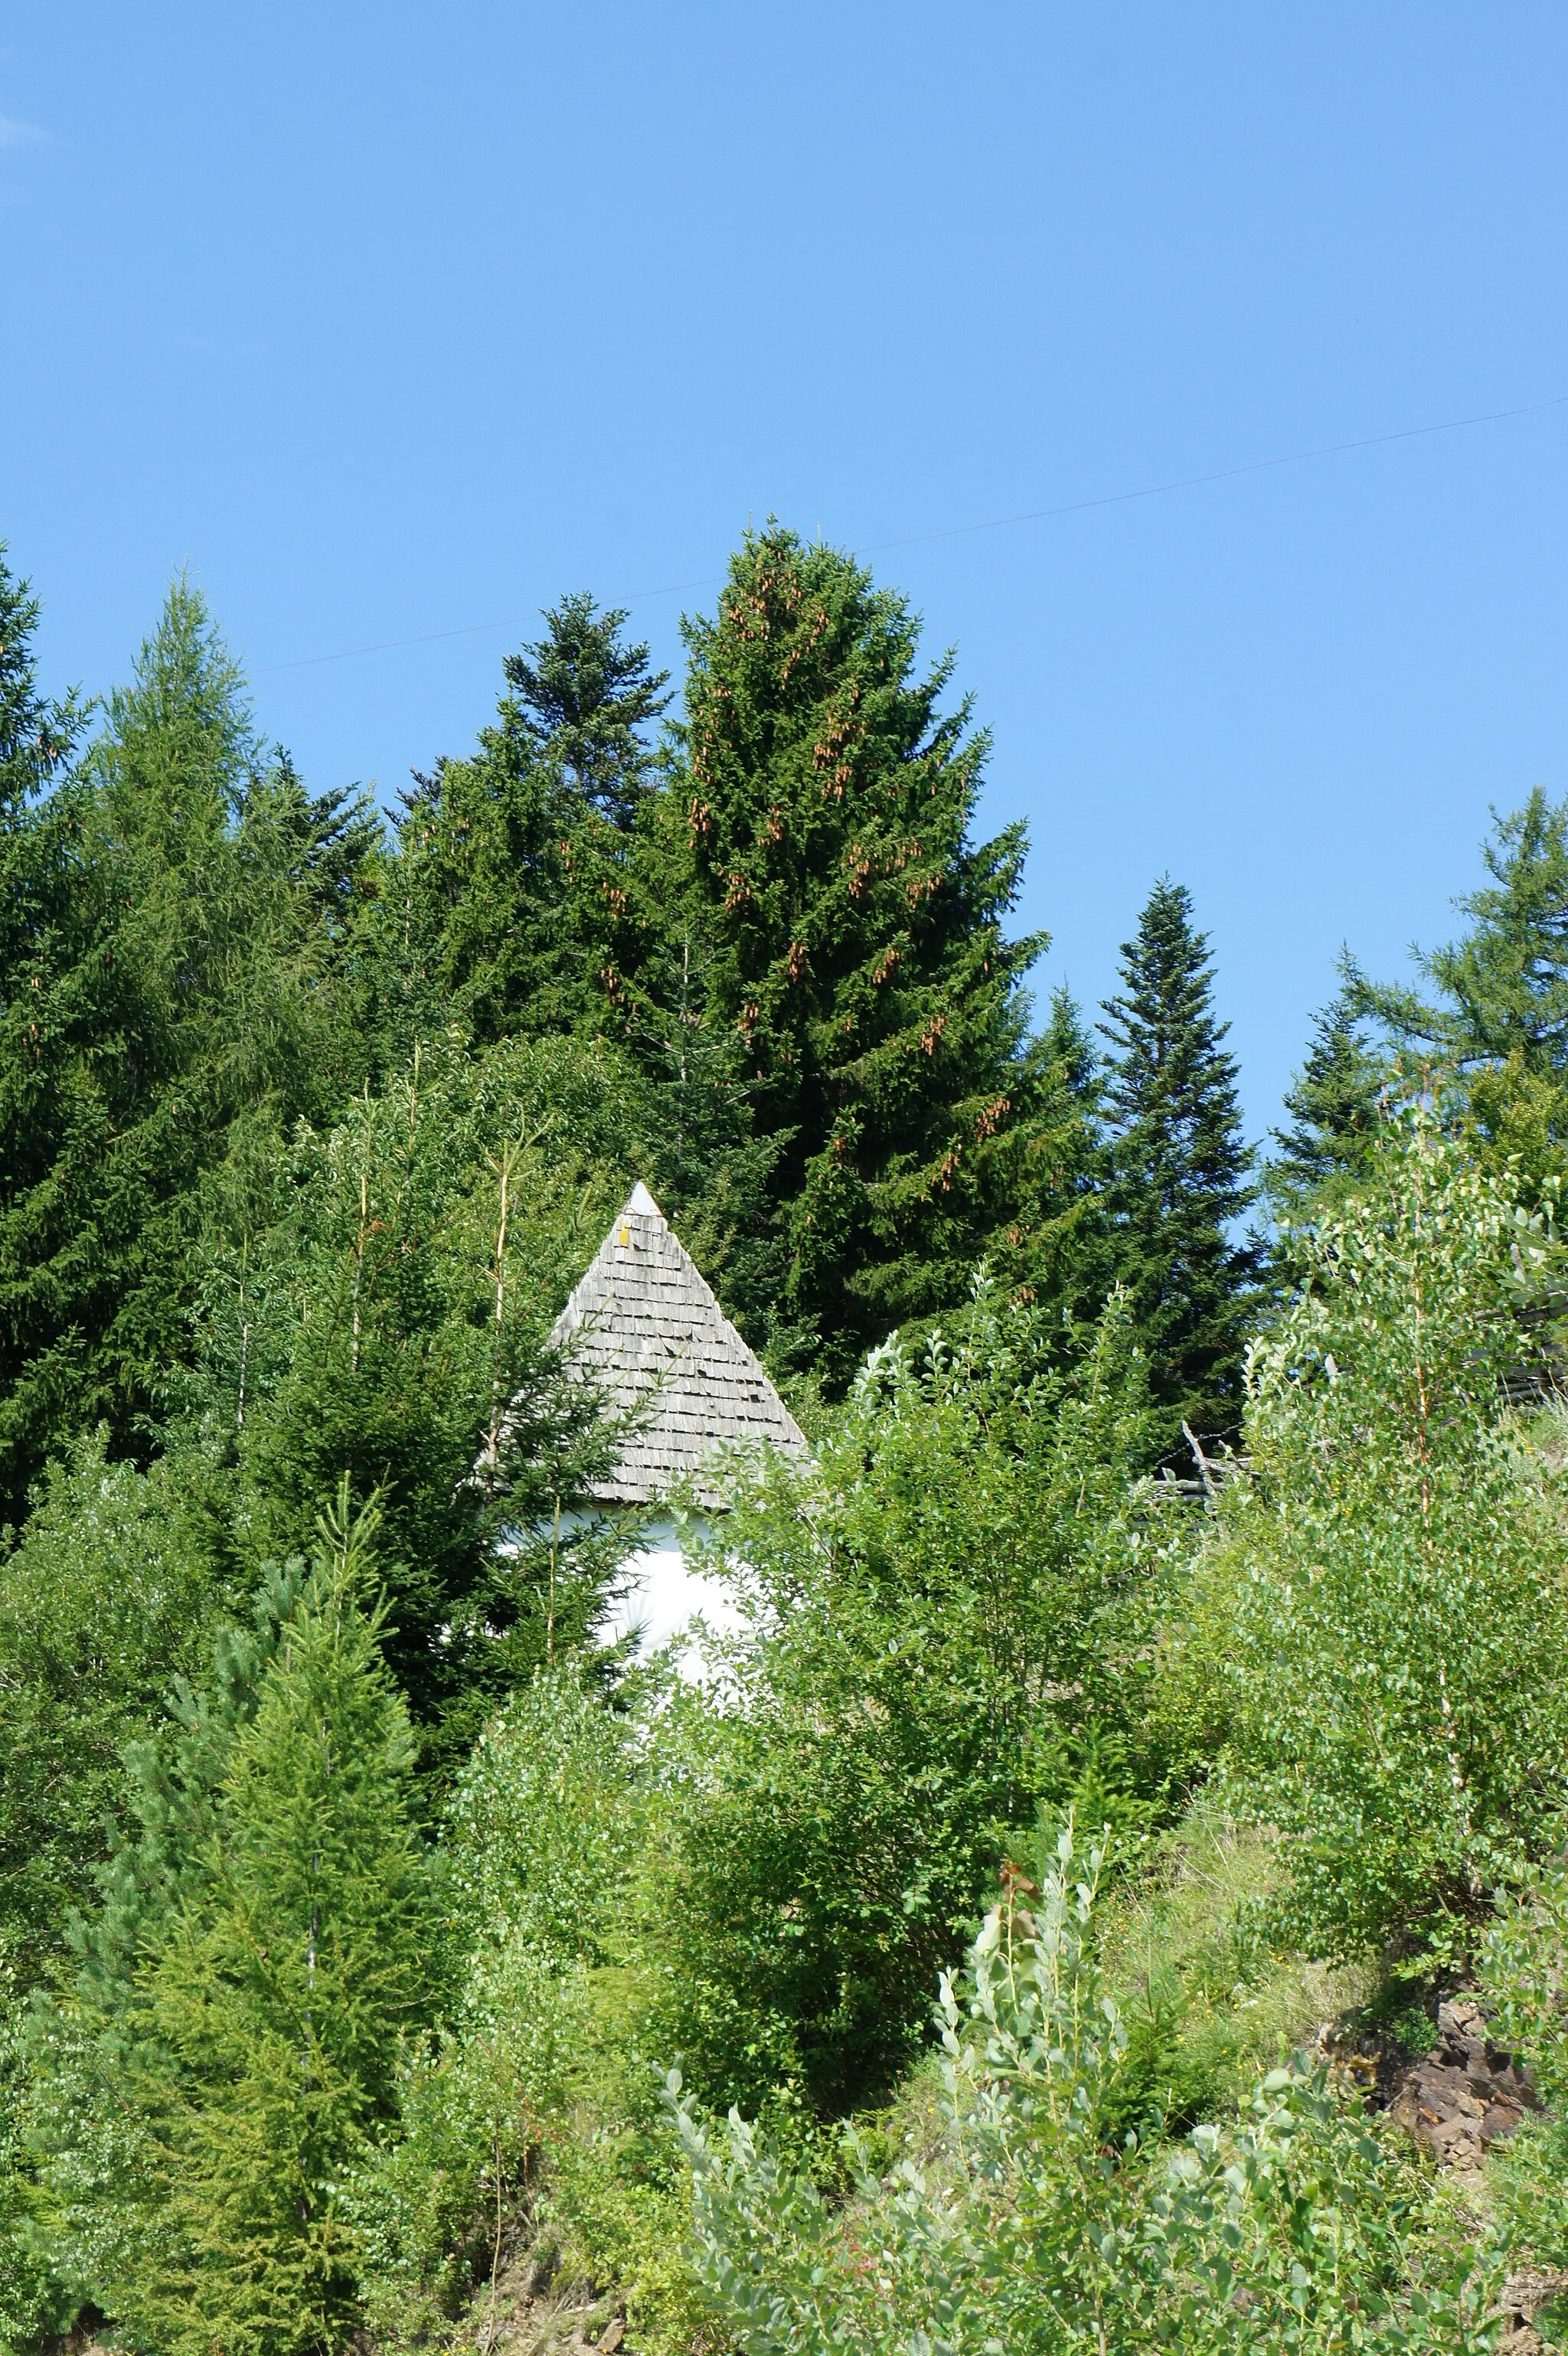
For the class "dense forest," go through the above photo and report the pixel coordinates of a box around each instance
[2,526,1568,2353]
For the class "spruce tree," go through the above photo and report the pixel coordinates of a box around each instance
[654,524,1046,1381]
[1099,878,1257,1446]
[0,544,81,818]
[88,1498,432,2354]
[399,595,671,1047]
[1266,980,1387,1222]
[504,590,671,829]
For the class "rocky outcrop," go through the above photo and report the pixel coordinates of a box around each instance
[1385,1998,1537,2175]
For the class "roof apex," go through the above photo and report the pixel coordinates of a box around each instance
[549,1186,808,1509]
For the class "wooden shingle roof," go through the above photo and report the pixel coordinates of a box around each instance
[550,1182,808,1508]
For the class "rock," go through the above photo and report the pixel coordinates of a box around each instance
[1386,1995,1536,2174]
[1496,2265,1568,2351]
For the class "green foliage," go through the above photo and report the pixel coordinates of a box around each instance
[1100,877,1259,1448]
[1355,789,1568,1077]
[1345,791,1568,1213]
[0,1949,73,2354]
[0,1435,234,1982]
[505,589,673,831]
[441,1669,642,1972]
[12,532,1568,2353]
[47,1493,433,2355]
[658,524,1050,1379]
[216,1032,638,1763]
[398,596,671,1048]
[0,541,81,819]
[1477,1841,1568,2292]
[0,576,384,1517]
[1267,979,1390,1224]
[340,1675,704,2352]
[648,1285,1159,2117]
[1095,1807,1369,2139]
[1220,1114,1568,1959]
[671,1820,1486,2354]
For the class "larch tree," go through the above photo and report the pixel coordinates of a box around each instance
[1099,877,1258,1448]
[1352,788,1568,1074]
[0,576,381,1518]
[84,1499,433,2356]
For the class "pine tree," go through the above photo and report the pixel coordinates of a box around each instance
[654,524,1046,1381]
[399,596,671,1047]
[1099,879,1258,1446]
[88,1497,433,2354]
[1266,979,1387,1223]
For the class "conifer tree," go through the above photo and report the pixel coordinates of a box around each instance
[1099,878,1257,1446]
[655,525,1046,1380]
[0,544,80,818]
[505,590,671,830]
[1266,980,1387,1223]
[1353,789,1568,1073]
[399,596,671,1047]
[0,577,381,1516]
[87,1497,432,2354]
[985,985,1112,1326]
[228,1037,629,1762]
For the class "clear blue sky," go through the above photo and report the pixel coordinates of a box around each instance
[5,5,1566,1139]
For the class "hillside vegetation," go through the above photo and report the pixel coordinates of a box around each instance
[2,534,1568,2352]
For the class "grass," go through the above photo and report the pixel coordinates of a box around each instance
[1093,1798,1372,2135]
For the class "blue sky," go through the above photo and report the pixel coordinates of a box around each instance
[4,4,1566,1139]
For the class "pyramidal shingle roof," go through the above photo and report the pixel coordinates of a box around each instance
[550,1182,808,1509]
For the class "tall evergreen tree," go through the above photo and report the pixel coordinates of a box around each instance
[1351,788,1568,1073]
[504,589,671,829]
[64,1498,432,2354]
[1099,878,1257,1446]
[0,544,81,818]
[1266,978,1388,1222]
[398,595,671,1047]
[0,577,381,1517]
[654,524,1047,1381]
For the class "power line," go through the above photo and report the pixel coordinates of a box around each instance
[255,388,1568,675]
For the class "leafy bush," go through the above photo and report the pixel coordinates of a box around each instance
[341,1675,639,2328]
[1217,1116,1568,1960]
[0,1950,72,2354]
[1478,1840,1568,2296]
[670,1819,1492,2354]
[649,1285,1161,2119]
[341,1672,712,2354]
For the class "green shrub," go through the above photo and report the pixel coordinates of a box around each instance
[650,1286,1161,2119]
[1478,1839,1568,2306]
[671,1818,1492,2354]
[1218,1116,1568,1961]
